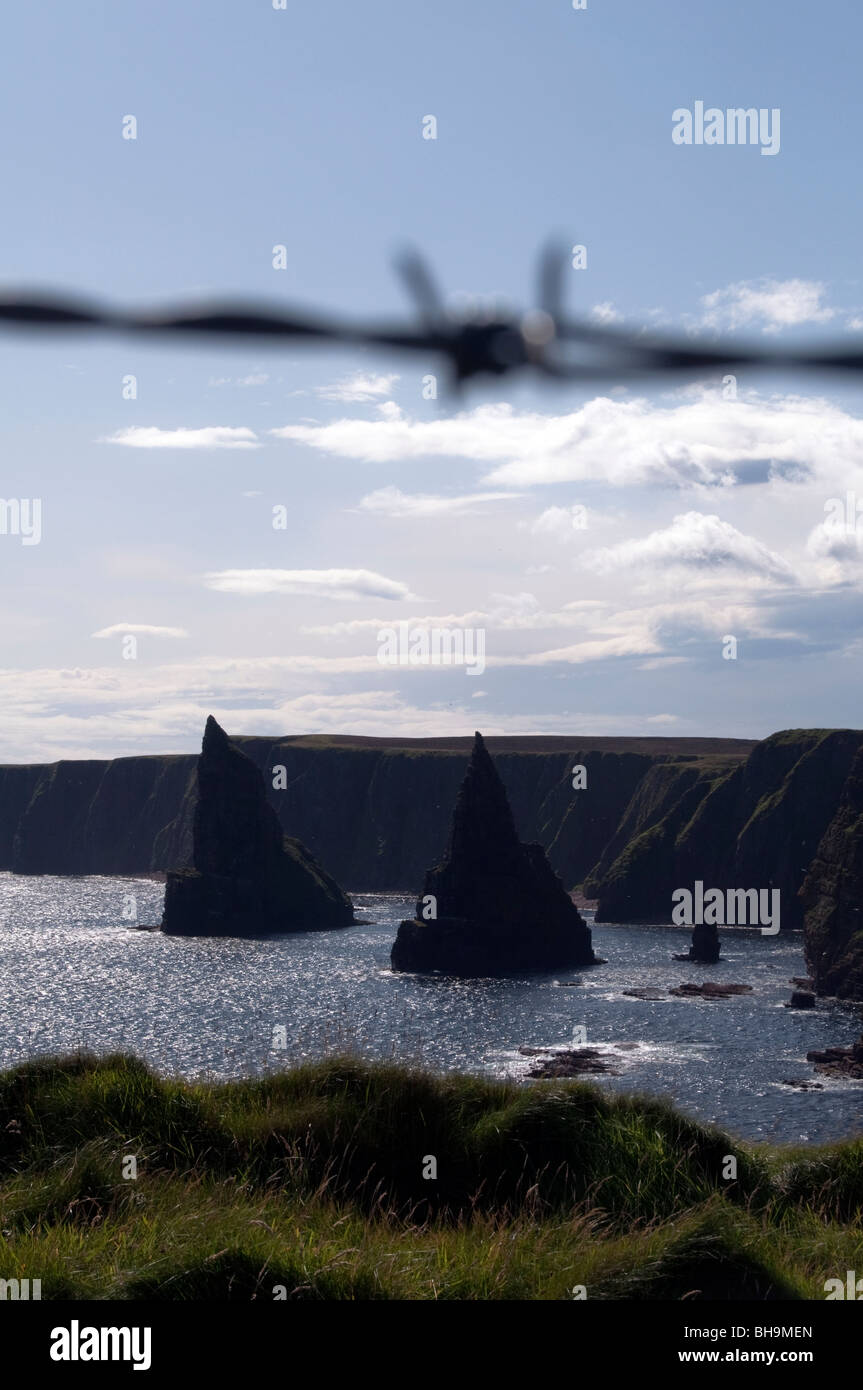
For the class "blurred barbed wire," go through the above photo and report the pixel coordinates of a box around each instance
[1,245,861,392]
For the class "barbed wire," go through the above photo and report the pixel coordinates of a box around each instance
[1,245,862,391]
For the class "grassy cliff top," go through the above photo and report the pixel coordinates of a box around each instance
[234,733,759,756]
[1,1051,860,1300]
[13,727,863,771]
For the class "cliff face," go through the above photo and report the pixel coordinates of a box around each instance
[7,756,196,876]
[800,743,863,998]
[589,730,863,933]
[583,760,722,919]
[0,737,744,890]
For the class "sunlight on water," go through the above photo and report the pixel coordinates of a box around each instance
[0,872,860,1144]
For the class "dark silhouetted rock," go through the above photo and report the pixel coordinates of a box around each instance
[668,981,752,998]
[688,922,721,964]
[801,742,863,1000]
[390,732,596,975]
[524,1047,620,1078]
[161,716,353,936]
[785,990,816,1009]
[591,728,863,931]
[806,1036,863,1078]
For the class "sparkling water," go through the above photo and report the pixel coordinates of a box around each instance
[1,872,860,1144]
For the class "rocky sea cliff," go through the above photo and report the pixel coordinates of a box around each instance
[3,728,863,997]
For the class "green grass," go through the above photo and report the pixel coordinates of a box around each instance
[0,1051,860,1300]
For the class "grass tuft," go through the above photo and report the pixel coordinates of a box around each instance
[0,1051,859,1299]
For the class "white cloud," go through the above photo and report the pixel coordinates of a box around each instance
[511,629,662,666]
[301,594,593,638]
[102,426,260,449]
[316,372,400,402]
[271,393,863,492]
[591,301,622,324]
[637,656,689,670]
[700,279,836,333]
[529,505,589,540]
[357,485,522,518]
[583,512,794,583]
[301,611,488,638]
[805,512,863,583]
[91,624,188,639]
[203,567,416,602]
[806,518,862,563]
[0,656,700,761]
[646,713,679,724]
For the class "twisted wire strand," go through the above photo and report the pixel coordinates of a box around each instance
[1,247,860,389]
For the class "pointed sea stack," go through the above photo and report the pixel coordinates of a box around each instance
[161,716,353,936]
[390,732,596,975]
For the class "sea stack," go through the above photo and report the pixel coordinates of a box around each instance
[161,716,353,936]
[390,731,596,975]
[688,921,721,964]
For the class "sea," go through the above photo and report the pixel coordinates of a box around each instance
[1,871,861,1145]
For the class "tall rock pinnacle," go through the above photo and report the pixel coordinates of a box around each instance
[162,716,354,936]
[391,732,596,975]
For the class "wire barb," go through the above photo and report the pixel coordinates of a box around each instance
[1,247,862,391]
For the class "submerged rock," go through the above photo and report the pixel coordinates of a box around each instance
[390,732,596,976]
[161,716,353,937]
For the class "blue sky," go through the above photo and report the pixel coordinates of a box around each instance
[2,0,863,759]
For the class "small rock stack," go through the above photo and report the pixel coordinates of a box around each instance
[688,920,721,964]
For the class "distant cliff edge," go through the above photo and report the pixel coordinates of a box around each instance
[0,734,752,890]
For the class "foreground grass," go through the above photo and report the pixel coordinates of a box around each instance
[0,1052,860,1299]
